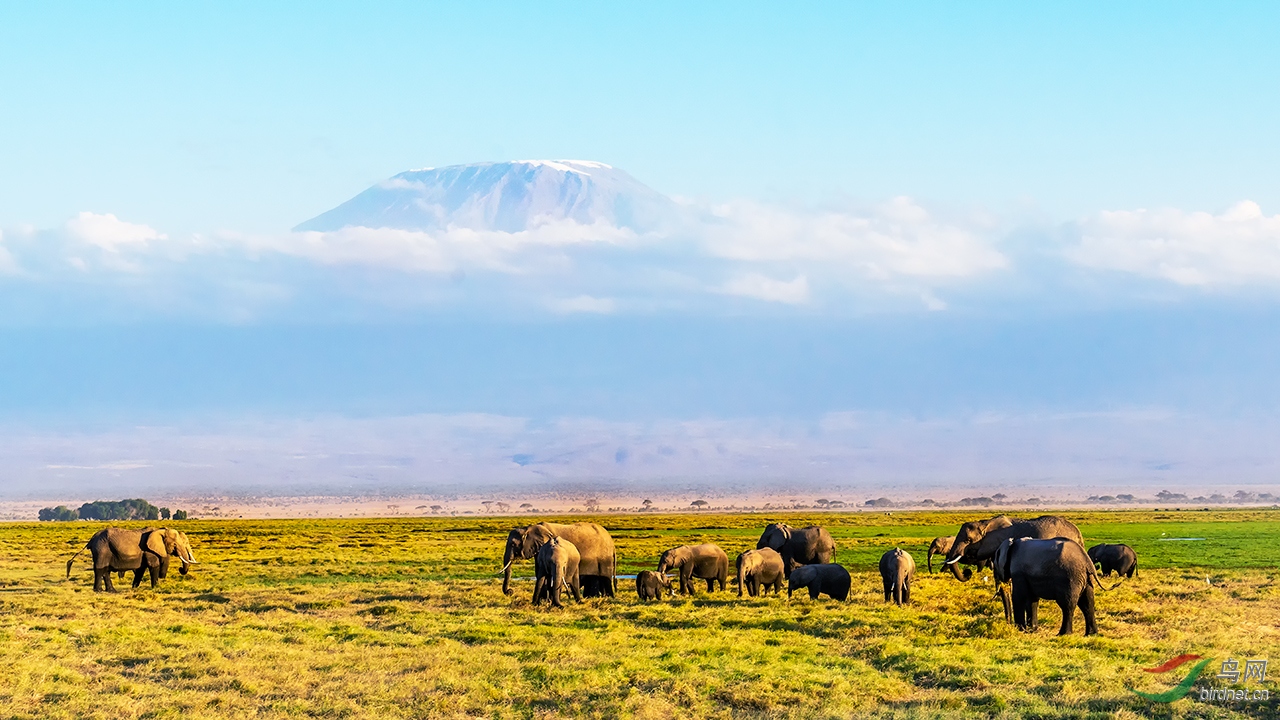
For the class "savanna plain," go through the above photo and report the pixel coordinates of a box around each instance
[1,510,1277,719]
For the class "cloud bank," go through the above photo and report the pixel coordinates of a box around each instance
[3,197,1280,322]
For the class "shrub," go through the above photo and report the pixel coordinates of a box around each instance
[37,506,78,522]
[173,510,188,520]
[76,499,161,521]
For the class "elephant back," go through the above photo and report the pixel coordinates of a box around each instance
[543,522,614,579]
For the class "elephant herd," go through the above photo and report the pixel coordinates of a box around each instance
[63,515,1140,637]
[502,516,1141,636]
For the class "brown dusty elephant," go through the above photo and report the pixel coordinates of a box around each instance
[502,522,616,597]
[879,548,916,605]
[1087,543,1138,578]
[533,536,582,608]
[942,515,1083,621]
[756,524,835,578]
[657,543,729,594]
[735,548,785,597]
[787,563,851,601]
[635,570,673,601]
[994,537,1105,636]
[66,527,197,592]
[926,536,953,573]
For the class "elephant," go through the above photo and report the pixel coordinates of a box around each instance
[533,536,582,608]
[635,570,673,601]
[926,536,953,573]
[756,524,835,578]
[879,548,916,605]
[502,522,616,597]
[787,563,851,601]
[942,514,1084,621]
[1087,543,1138,578]
[994,537,1103,636]
[657,543,729,594]
[66,527,197,592]
[735,548,784,597]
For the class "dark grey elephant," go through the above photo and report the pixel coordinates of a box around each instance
[502,522,616,597]
[994,537,1103,636]
[879,548,916,605]
[787,563,851,601]
[926,536,953,573]
[942,515,1083,621]
[757,524,835,578]
[533,536,582,608]
[735,548,784,597]
[635,570,673,601]
[67,527,197,592]
[657,543,729,594]
[1087,543,1138,578]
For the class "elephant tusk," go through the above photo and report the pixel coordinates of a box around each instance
[944,556,962,565]
[496,558,514,576]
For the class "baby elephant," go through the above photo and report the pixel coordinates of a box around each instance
[534,536,582,608]
[787,563,851,601]
[879,548,916,605]
[736,548,785,597]
[1087,543,1138,578]
[635,570,673,600]
[657,543,729,595]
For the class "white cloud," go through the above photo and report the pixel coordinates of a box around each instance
[720,273,810,304]
[548,295,617,314]
[1067,201,1280,286]
[244,219,637,274]
[701,197,1008,279]
[64,212,167,252]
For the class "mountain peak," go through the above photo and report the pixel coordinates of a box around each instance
[295,160,672,234]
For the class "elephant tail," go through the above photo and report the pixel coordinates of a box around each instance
[65,544,88,579]
[1090,568,1125,592]
[612,551,618,594]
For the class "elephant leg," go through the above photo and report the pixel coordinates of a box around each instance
[532,577,545,605]
[706,577,715,593]
[1055,597,1074,635]
[883,578,891,602]
[808,583,820,601]
[104,570,117,593]
[93,569,105,592]
[571,577,582,603]
[1028,597,1039,630]
[1079,587,1098,636]
[1011,579,1029,630]
[997,583,1013,623]
[132,568,145,588]
[903,580,911,605]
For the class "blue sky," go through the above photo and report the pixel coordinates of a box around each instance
[2,3,1280,499]
[3,3,1279,233]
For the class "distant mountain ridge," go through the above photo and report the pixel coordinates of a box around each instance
[295,160,676,233]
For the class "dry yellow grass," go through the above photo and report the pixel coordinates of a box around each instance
[0,510,1276,718]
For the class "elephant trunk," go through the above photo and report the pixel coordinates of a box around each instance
[501,545,515,595]
[947,556,972,582]
[927,547,936,574]
[737,561,746,597]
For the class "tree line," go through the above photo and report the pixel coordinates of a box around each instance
[38,499,188,522]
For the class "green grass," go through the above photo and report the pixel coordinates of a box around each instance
[0,510,1276,719]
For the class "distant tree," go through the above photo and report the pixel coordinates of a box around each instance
[430,505,443,513]
[863,498,895,508]
[495,502,510,513]
[691,500,709,509]
[172,510,188,520]
[518,503,532,509]
[585,498,600,512]
[1116,494,1135,502]
[1156,490,1189,502]
[159,507,171,520]
[815,499,830,507]
[77,499,160,521]
[642,499,653,508]
[38,506,78,522]
[992,493,1007,501]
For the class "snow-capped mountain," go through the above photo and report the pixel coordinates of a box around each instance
[295,160,676,233]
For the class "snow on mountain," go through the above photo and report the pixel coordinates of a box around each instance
[295,160,677,233]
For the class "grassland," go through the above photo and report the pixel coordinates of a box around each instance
[0,509,1276,719]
